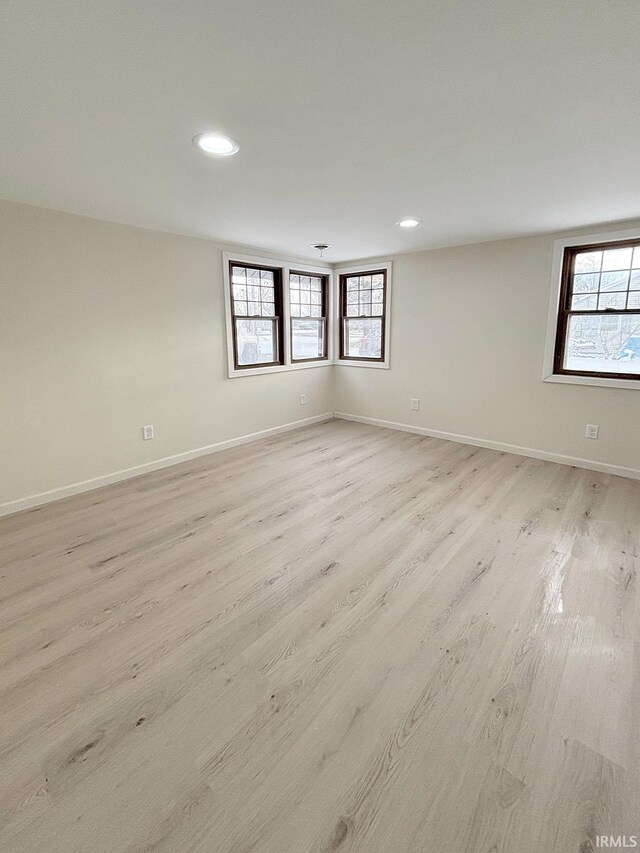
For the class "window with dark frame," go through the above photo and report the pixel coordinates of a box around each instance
[554,239,640,380]
[229,263,284,368]
[339,270,387,362]
[289,272,328,362]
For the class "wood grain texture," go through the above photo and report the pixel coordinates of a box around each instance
[0,419,638,852]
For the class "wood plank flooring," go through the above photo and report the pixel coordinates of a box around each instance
[1,419,639,852]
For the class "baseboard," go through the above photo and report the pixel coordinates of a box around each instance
[4,408,638,518]
[0,412,334,518]
[334,411,640,481]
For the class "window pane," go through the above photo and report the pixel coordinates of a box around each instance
[233,265,279,326]
[343,272,384,320]
[574,251,602,274]
[628,292,640,309]
[571,293,597,310]
[235,319,277,365]
[289,273,324,324]
[602,247,633,271]
[292,319,324,360]
[600,270,629,292]
[630,270,640,289]
[359,296,372,315]
[572,273,598,293]
[346,286,359,316]
[343,318,383,358]
[633,248,640,269]
[564,314,640,374]
[598,292,626,310]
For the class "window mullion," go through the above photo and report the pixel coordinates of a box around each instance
[282,265,291,365]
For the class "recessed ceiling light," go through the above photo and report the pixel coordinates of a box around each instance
[397,218,421,228]
[193,132,239,157]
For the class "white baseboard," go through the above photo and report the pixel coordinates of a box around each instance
[0,412,334,518]
[4,409,638,518]
[334,412,640,481]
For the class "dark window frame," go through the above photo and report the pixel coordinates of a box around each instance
[338,269,387,363]
[289,270,329,363]
[229,261,284,370]
[554,239,640,382]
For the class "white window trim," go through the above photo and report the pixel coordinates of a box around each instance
[334,261,392,369]
[223,251,334,378]
[542,228,640,391]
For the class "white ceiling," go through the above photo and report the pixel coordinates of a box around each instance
[2,0,639,261]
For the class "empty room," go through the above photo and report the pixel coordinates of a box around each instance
[1,1,640,851]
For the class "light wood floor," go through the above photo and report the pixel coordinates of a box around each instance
[1,420,639,852]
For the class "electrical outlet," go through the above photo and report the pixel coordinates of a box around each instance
[142,425,154,440]
[299,394,306,406]
[410,398,420,412]
[585,424,599,440]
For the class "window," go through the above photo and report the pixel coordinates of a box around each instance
[339,268,388,363]
[289,271,328,362]
[224,252,333,377]
[553,239,640,381]
[229,262,283,369]
[224,253,390,377]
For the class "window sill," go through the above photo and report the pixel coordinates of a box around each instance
[543,372,640,391]
[336,359,390,369]
[228,360,333,378]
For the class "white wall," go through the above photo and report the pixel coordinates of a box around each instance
[0,200,334,509]
[3,200,640,514]
[334,224,640,475]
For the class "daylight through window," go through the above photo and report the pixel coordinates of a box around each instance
[554,240,640,380]
[230,263,283,368]
[339,270,387,362]
[289,272,328,362]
